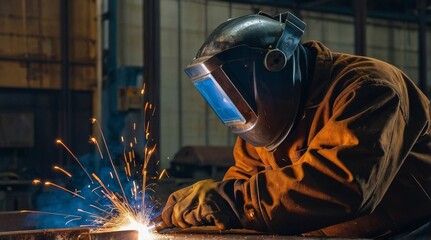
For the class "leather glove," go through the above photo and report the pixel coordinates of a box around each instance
[160,179,243,230]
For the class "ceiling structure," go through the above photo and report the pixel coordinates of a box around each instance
[221,0,431,22]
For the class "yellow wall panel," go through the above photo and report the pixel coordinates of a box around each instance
[0,0,97,90]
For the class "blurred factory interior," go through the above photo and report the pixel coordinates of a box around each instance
[0,0,430,230]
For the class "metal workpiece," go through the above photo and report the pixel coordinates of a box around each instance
[0,228,138,240]
[152,226,359,240]
[0,227,91,240]
[0,226,366,240]
[0,201,358,240]
[83,230,139,240]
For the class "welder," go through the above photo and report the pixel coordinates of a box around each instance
[157,12,431,238]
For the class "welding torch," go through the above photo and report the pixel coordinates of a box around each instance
[147,215,173,233]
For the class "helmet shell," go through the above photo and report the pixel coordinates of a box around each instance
[190,13,305,150]
[197,15,283,58]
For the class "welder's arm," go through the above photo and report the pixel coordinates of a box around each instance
[223,137,267,181]
[158,135,265,230]
[159,179,245,230]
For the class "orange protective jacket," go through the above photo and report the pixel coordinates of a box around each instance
[223,41,431,238]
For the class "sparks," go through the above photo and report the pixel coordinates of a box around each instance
[32,179,42,185]
[44,181,86,200]
[158,169,169,180]
[20,210,82,221]
[90,137,104,159]
[56,139,93,183]
[91,119,129,207]
[89,172,155,240]
[96,213,153,240]
[39,94,160,240]
[53,165,72,178]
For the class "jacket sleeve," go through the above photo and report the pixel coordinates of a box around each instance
[227,81,420,234]
[223,137,267,181]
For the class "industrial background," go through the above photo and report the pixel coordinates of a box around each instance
[0,0,429,234]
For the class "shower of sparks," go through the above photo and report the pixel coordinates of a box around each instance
[158,169,169,180]
[20,210,82,220]
[53,165,72,178]
[91,118,131,213]
[41,129,159,239]
[32,179,41,184]
[32,86,163,240]
[44,181,86,200]
[56,139,93,183]
[90,137,104,159]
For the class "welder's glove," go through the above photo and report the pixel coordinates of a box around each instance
[161,179,243,230]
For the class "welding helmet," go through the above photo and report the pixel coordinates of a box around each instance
[184,12,306,150]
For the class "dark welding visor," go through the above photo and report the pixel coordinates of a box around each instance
[184,45,265,130]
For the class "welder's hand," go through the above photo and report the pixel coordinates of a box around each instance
[161,179,242,230]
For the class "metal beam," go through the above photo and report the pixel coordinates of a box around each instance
[178,1,183,148]
[143,0,161,173]
[418,0,428,95]
[60,0,71,165]
[353,0,367,56]
[0,55,94,66]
